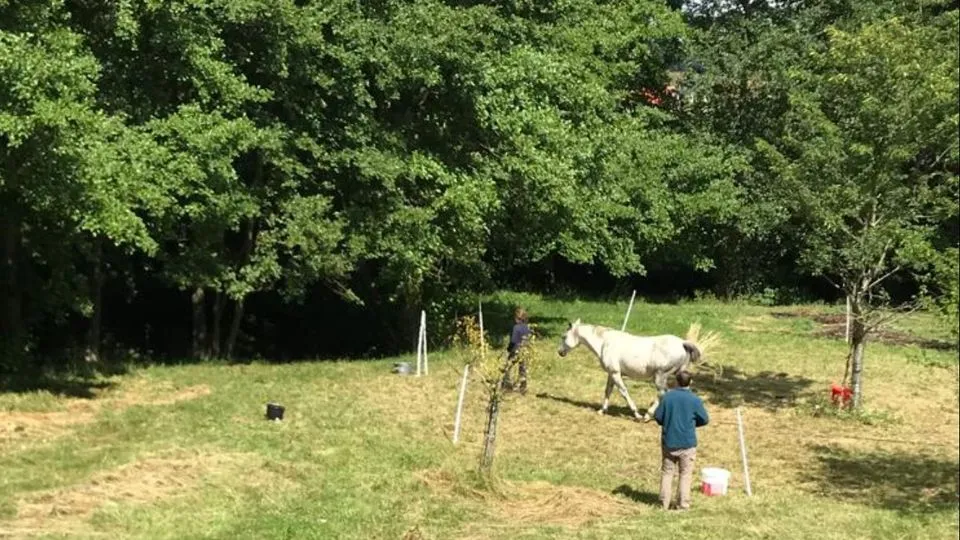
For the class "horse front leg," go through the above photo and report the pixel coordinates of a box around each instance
[610,373,642,421]
[598,374,615,415]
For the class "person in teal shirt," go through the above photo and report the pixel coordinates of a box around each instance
[654,370,709,510]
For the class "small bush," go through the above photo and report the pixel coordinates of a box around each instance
[796,394,903,426]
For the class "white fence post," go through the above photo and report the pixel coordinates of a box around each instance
[452,365,470,444]
[845,296,851,344]
[416,311,425,376]
[736,407,753,497]
[478,301,485,358]
[421,310,428,376]
[621,290,636,332]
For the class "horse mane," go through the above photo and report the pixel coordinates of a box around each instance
[592,325,612,337]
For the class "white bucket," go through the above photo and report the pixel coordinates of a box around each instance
[700,467,730,496]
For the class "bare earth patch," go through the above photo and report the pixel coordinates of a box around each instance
[0,450,263,538]
[0,382,211,447]
[736,311,956,351]
[811,314,955,350]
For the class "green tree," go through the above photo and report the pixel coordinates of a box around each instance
[1,2,173,365]
[756,12,959,407]
[64,0,357,358]
[933,247,959,339]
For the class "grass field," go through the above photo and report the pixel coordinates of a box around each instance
[2,291,958,539]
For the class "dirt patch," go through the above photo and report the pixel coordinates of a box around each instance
[812,314,846,325]
[811,315,955,351]
[739,311,955,351]
[0,383,212,447]
[0,451,265,538]
[771,309,818,319]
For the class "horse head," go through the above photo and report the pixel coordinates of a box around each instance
[557,319,582,357]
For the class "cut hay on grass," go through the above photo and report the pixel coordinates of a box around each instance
[0,402,98,443]
[732,315,772,334]
[0,382,211,448]
[495,481,638,527]
[112,380,212,407]
[0,449,294,539]
[1,450,257,538]
[414,468,500,505]
[416,468,637,529]
[401,524,427,540]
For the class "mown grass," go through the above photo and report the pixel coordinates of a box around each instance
[1,291,958,539]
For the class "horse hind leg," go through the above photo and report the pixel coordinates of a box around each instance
[644,373,669,423]
[598,374,615,415]
[610,373,642,421]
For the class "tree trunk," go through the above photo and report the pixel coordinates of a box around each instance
[848,299,868,409]
[85,238,104,363]
[841,349,853,388]
[222,215,256,360]
[225,298,245,360]
[478,353,525,476]
[210,291,225,358]
[479,386,502,476]
[0,212,23,357]
[191,287,207,359]
[849,334,866,409]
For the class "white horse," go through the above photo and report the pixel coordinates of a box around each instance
[557,319,705,422]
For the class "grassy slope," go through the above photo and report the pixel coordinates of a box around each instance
[1,291,958,539]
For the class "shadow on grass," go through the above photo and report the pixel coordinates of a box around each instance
[0,372,116,398]
[804,445,959,513]
[612,484,662,507]
[534,392,646,420]
[476,300,570,346]
[534,364,813,414]
[695,365,815,410]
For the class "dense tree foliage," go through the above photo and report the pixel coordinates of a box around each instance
[1,1,957,387]
[680,0,959,406]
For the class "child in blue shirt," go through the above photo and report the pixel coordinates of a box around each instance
[503,307,532,394]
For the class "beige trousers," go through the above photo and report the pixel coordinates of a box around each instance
[660,446,697,510]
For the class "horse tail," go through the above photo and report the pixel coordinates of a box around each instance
[683,321,720,360]
[682,341,701,364]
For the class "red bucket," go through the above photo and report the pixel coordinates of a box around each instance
[830,383,852,408]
